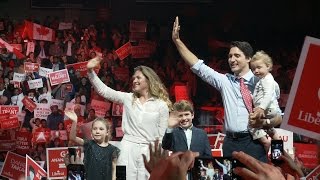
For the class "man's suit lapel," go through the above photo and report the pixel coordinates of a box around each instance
[190,127,197,151]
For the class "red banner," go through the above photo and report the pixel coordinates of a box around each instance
[294,143,318,169]
[0,151,26,179]
[46,147,81,179]
[281,36,320,139]
[48,69,70,86]
[24,62,40,72]
[22,96,37,112]
[0,105,19,115]
[32,131,51,143]
[25,155,47,180]
[115,42,132,60]
[0,117,20,129]
[16,131,32,155]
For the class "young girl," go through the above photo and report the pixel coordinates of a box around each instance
[249,50,282,152]
[65,110,120,180]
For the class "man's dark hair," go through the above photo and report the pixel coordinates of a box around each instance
[230,41,254,59]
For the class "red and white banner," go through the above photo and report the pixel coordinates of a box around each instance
[66,61,99,77]
[46,147,81,179]
[39,67,53,77]
[129,20,147,33]
[0,105,19,115]
[0,117,20,130]
[0,38,25,59]
[91,99,111,117]
[16,130,32,155]
[23,21,55,42]
[24,62,40,72]
[48,69,70,86]
[22,96,37,112]
[28,79,43,89]
[13,72,26,82]
[115,42,132,60]
[281,36,320,139]
[294,143,318,169]
[0,151,25,179]
[32,131,51,144]
[34,103,51,119]
[25,155,47,180]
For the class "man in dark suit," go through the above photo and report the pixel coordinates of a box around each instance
[162,100,212,157]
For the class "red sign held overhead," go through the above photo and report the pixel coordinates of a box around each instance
[0,117,20,130]
[0,151,26,180]
[0,105,19,115]
[115,42,132,60]
[281,36,320,139]
[47,69,70,86]
[22,96,37,112]
[24,62,40,72]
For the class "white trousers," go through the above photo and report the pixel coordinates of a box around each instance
[117,139,150,180]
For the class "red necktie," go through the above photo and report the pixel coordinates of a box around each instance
[239,78,253,113]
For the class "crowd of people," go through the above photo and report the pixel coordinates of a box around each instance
[0,12,316,180]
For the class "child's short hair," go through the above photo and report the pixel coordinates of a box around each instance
[173,100,194,114]
[251,50,273,71]
[92,117,112,142]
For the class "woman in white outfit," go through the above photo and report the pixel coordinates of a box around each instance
[87,57,171,180]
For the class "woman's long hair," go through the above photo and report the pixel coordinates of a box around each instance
[133,65,172,110]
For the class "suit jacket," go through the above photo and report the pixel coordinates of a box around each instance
[162,126,212,157]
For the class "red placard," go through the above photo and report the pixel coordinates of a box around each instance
[48,69,70,86]
[10,44,22,52]
[24,62,40,72]
[25,155,47,180]
[16,130,32,155]
[294,142,318,169]
[22,96,37,112]
[0,113,9,120]
[115,42,132,60]
[0,105,19,115]
[0,140,16,151]
[0,151,26,179]
[46,147,81,179]
[281,36,320,139]
[66,61,99,77]
[0,117,20,129]
[174,85,190,101]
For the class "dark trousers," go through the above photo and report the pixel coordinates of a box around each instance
[222,135,267,162]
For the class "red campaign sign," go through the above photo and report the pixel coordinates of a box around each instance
[0,151,26,179]
[0,129,15,141]
[0,105,19,115]
[22,96,37,112]
[24,62,40,72]
[66,61,99,77]
[174,85,190,102]
[0,113,10,120]
[115,42,132,60]
[281,36,320,139]
[32,131,51,143]
[131,45,152,59]
[306,165,320,180]
[129,20,147,33]
[26,155,47,180]
[0,140,16,151]
[16,131,32,155]
[10,44,22,52]
[46,147,81,179]
[65,83,73,92]
[294,143,318,169]
[48,69,70,86]
[0,117,20,130]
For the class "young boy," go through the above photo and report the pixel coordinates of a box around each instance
[249,51,282,152]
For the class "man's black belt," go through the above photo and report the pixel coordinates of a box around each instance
[226,131,250,139]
